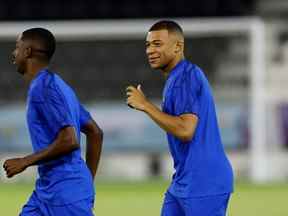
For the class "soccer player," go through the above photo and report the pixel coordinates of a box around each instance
[126,20,233,216]
[3,28,103,216]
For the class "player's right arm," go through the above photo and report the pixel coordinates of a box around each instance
[126,85,198,142]
[3,84,81,178]
[3,126,79,178]
[140,102,198,142]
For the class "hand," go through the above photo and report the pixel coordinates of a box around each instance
[3,157,28,178]
[126,84,148,111]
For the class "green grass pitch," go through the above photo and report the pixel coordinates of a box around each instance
[1,180,288,215]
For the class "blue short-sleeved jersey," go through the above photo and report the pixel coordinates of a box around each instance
[162,60,233,198]
[26,69,94,205]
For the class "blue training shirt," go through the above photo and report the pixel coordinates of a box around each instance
[162,60,233,198]
[26,69,94,205]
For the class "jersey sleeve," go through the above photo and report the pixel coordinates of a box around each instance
[34,85,74,135]
[79,103,92,130]
[172,70,201,117]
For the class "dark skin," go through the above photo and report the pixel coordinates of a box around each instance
[82,119,103,179]
[3,34,103,179]
[3,127,79,178]
[126,29,198,142]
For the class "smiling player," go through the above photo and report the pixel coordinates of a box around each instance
[126,20,233,216]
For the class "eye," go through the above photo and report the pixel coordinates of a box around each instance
[153,42,161,47]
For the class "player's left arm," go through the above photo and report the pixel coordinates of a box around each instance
[79,104,103,180]
[82,119,103,180]
[126,85,198,142]
[3,126,79,178]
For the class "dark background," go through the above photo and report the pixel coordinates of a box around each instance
[0,0,252,103]
[0,0,255,20]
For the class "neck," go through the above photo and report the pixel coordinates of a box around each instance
[162,54,184,78]
[23,61,49,83]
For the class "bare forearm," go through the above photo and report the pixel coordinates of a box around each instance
[143,101,196,141]
[126,85,197,141]
[82,120,103,179]
[23,127,79,167]
[3,127,79,178]
[23,140,79,167]
[86,133,103,179]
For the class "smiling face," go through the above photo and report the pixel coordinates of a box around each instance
[146,29,183,74]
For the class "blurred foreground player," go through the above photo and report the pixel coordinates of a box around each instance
[126,20,233,216]
[3,28,103,216]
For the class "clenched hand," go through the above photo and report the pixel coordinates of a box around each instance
[126,85,148,112]
[3,157,28,178]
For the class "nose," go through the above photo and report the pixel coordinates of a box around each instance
[11,50,16,63]
[146,46,155,56]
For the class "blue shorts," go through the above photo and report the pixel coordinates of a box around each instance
[161,192,230,216]
[19,191,94,216]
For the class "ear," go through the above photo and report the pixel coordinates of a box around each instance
[175,41,184,53]
[24,47,32,58]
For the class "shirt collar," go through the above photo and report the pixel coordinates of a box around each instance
[28,68,49,90]
[166,59,187,80]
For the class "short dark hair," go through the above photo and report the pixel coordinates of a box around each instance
[149,20,184,36]
[21,28,56,62]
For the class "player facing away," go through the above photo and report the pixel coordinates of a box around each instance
[126,20,233,216]
[3,28,103,216]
